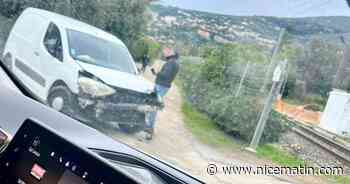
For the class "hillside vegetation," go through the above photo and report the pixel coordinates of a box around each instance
[149,4,350,50]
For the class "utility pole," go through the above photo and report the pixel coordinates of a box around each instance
[260,28,286,93]
[235,61,250,97]
[247,60,287,152]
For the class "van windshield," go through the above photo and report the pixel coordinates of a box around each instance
[67,29,136,74]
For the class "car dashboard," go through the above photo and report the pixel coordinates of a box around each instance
[0,119,141,184]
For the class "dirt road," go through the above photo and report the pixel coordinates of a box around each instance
[107,61,329,184]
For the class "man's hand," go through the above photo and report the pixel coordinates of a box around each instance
[151,68,157,75]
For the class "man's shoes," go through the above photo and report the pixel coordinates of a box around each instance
[136,131,147,141]
[145,132,153,141]
[136,129,154,141]
[145,128,154,141]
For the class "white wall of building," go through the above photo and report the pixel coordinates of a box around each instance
[320,90,350,136]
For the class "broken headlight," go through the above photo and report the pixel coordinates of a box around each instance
[78,77,116,97]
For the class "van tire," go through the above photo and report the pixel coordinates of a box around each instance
[47,85,75,116]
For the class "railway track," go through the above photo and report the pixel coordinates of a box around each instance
[291,122,350,167]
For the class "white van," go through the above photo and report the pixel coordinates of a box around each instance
[2,8,160,131]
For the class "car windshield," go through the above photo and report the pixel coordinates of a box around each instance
[67,29,136,74]
[1,1,350,184]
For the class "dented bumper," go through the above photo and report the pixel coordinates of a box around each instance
[76,90,161,126]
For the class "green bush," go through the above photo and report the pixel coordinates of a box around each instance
[200,44,267,87]
[179,52,288,143]
[304,94,327,110]
[131,37,162,62]
[190,85,287,143]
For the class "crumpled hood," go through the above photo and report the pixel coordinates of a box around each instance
[77,61,155,94]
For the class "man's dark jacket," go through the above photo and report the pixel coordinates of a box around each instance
[155,58,180,88]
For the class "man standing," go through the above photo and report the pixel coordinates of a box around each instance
[144,48,180,140]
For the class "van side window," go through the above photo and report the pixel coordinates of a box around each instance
[44,23,63,61]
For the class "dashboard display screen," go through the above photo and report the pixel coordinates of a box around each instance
[0,119,138,184]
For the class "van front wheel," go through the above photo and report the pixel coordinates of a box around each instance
[48,86,75,116]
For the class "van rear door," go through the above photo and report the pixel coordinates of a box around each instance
[11,12,49,101]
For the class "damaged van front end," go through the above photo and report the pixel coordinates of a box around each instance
[76,70,162,132]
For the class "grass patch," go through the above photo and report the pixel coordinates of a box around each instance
[256,144,306,167]
[181,102,239,149]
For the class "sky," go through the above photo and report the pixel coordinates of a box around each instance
[158,0,350,17]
